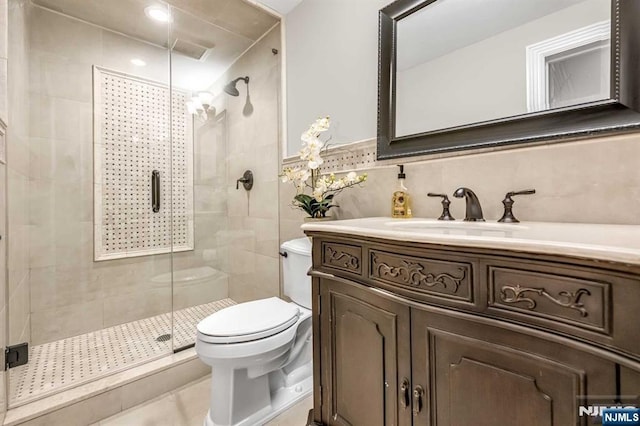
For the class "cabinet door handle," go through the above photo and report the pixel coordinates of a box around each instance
[152,170,160,213]
[400,378,410,408]
[413,385,424,416]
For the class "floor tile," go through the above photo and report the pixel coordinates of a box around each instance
[10,299,235,406]
[99,377,312,426]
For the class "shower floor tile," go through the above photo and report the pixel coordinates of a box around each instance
[9,298,236,407]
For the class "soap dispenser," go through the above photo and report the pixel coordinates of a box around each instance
[392,165,412,218]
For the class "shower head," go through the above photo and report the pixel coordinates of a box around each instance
[224,76,249,96]
[223,84,239,96]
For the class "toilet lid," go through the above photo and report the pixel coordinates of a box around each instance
[197,297,300,344]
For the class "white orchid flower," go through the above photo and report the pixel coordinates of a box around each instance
[307,157,324,170]
[298,169,310,181]
[301,130,318,143]
[281,167,297,183]
[302,116,331,140]
[311,116,330,133]
[306,138,322,151]
[280,117,367,218]
[313,177,329,201]
[312,189,324,201]
[329,181,344,191]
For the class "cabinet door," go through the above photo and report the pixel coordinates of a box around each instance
[411,308,616,426]
[621,366,640,406]
[320,278,412,426]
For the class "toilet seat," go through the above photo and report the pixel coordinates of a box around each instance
[197,297,300,344]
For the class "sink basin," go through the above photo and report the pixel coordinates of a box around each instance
[385,219,524,234]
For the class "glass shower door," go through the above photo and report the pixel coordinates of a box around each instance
[6,0,176,406]
[167,2,282,352]
[168,6,234,353]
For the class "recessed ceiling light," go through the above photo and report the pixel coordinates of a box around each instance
[144,6,172,23]
[130,58,147,66]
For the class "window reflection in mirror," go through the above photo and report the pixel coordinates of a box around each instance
[546,39,610,109]
[395,0,611,137]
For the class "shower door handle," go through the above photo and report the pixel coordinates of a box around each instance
[152,170,160,213]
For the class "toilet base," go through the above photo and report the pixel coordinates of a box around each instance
[203,375,313,426]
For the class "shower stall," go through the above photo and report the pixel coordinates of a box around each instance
[4,0,282,410]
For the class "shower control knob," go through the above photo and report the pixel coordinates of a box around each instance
[236,170,254,190]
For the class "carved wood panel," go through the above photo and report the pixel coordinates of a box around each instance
[369,249,472,302]
[488,266,610,334]
[308,233,639,426]
[321,242,362,275]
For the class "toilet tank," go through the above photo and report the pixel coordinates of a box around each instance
[280,237,312,309]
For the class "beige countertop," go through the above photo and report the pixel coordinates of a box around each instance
[301,217,640,266]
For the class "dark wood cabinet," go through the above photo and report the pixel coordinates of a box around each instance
[412,308,615,426]
[319,278,411,426]
[307,233,640,426]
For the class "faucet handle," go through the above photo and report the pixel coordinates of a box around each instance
[427,193,455,221]
[498,189,536,223]
[506,189,536,197]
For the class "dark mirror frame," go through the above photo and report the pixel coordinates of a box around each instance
[377,0,640,160]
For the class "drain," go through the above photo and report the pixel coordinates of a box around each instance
[156,334,171,342]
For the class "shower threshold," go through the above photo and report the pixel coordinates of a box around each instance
[8,298,236,407]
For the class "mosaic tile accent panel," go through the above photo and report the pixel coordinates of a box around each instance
[283,139,377,174]
[93,67,194,261]
[9,299,236,407]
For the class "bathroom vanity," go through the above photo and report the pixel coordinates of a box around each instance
[302,218,640,425]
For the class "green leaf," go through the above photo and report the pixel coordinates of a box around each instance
[294,194,314,204]
[294,193,340,218]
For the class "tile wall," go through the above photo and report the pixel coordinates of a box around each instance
[0,0,6,419]
[26,6,170,344]
[22,6,228,345]
[207,25,282,302]
[6,0,29,349]
[280,133,640,243]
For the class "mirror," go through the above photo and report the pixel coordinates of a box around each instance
[396,0,611,136]
[378,0,640,159]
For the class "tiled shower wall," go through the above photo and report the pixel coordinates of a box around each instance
[5,4,280,348]
[24,6,227,345]
[93,68,194,261]
[208,25,282,302]
[7,0,30,349]
[0,0,9,420]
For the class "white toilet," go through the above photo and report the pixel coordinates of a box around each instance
[196,237,313,426]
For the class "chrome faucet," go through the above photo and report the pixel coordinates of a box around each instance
[453,187,484,221]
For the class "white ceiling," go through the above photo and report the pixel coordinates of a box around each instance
[256,0,303,15]
[32,0,280,91]
[397,0,600,71]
